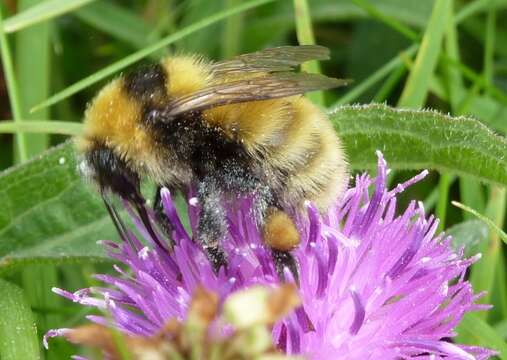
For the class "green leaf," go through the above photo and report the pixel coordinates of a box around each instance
[0,141,113,274]
[495,318,507,340]
[0,279,40,360]
[452,197,507,245]
[447,219,488,257]
[2,0,96,33]
[21,264,60,334]
[330,104,507,186]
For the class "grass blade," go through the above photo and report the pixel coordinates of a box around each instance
[493,253,507,323]
[460,178,486,220]
[177,0,223,54]
[333,44,418,106]
[293,0,323,105]
[74,1,152,49]
[482,3,496,83]
[0,279,40,360]
[31,0,276,113]
[461,3,504,317]
[443,2,465,111]
[373,64,407,102]
[0,7,26,162]
[398,0,451,108]
[455,0,504,23]
[422,175,457,212]
[351,0,418,41]
[441,54,507,105]
[14,3,58,346]
[435,174,452,232]
[2,0,96,33]
[455,0,490,221]
[0,120,82,135]
[451,199,507,245]
[15,0,51,158]
[436,1,463,233]
[350,0,507,108]
[468,187,506,319]
[462,16,507,58]
[221,0,244,58]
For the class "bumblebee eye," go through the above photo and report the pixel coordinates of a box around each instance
[124,63,167,101]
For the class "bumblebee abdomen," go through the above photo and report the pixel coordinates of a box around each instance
[263,98,348,210]
[205,96,348,210]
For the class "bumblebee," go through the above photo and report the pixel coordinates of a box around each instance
[77,45,349,278]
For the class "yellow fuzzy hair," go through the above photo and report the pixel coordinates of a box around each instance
[203,98,295,152]
[204,95,348,210]
[161,55,212,98]
[77,79,155,165]
[284,98,348,209]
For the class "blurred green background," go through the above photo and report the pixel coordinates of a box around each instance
[0,0,506,358]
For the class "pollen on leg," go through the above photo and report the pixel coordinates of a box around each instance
[262,209,300,251]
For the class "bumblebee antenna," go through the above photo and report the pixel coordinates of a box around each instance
[132,198,168,251]
[102,194,131,246]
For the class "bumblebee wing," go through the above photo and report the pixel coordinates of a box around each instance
[164,72,348,118]
[211,45,330,75]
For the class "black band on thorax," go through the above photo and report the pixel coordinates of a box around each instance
[123,63,167,102]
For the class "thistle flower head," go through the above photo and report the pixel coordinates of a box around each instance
[46,152,495,359]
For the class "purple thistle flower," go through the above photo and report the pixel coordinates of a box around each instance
[46,152,495,359]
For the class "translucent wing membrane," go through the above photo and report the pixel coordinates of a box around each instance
[212,45,330,75]
[164,72,348,118]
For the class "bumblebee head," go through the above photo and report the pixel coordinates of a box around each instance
[77,65,175,248]
[78,143,142,203]
[79,142,167,249]
[77,64,171,185]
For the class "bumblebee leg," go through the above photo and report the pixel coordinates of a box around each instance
[197,178,228,272]
[152,186,175,247]
[272,249,299,283]
[257,201,301,283]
